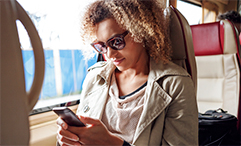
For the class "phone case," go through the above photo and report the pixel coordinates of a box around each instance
[53,107,85,127]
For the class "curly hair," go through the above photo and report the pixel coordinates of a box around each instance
[81,0,171,63]
[218,10,241,23]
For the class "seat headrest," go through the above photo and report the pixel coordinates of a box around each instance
[191,20,239,56]
[169,7,186,61]
[168,6,197,92]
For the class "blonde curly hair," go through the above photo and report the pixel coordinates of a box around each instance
[81,0,171,63]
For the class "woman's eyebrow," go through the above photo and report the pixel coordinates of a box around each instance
[95,33,120,43]
[106,33,124,41]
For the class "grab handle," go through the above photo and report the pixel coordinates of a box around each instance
[16,1,45,111]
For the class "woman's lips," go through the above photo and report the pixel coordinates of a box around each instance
[113,58,124,66]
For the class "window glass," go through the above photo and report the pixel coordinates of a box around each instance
[16,0,97,114]
[177,0,202,25]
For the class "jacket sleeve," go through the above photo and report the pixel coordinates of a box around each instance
[160,75,199,146]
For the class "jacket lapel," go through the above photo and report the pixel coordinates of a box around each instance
[77,61,116,119]
[133,60,173,143]
[133,80,172,143]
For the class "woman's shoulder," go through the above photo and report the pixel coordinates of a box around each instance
[150,60,191,80]
[163,61,190,77]
[155,61,195,93]
[150,60,194,88]
[85,60,115,83]
[87,61,108,72]
[161,62,194,85]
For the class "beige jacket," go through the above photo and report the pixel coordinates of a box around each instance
[76,59,198,146]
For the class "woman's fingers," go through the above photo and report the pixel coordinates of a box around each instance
[57,126,80,144]
[57,134,81,146]
[56,117,68,130]
[68,117,115,145]
[79,116,100,125]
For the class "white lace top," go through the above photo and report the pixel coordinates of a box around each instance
[101,73,146,144]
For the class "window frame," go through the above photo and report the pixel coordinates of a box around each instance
[16,0,98,116]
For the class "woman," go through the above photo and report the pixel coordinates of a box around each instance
[57,0,198,145]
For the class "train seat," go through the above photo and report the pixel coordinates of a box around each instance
[166,6,197,91]
[191,20,241,117]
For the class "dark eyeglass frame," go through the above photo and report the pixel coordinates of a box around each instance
[91,31,129,54]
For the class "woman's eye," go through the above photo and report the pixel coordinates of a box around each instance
[113,38,122,46]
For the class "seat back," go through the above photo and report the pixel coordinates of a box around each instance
[191,20,241,117]
[1,0,44,145]
[168,6,197,91]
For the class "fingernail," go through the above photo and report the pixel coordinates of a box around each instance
[61,123,68,130]
[72,136,79,141]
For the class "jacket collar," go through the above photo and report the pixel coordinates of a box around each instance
[90,60,116,85]
[148,58,190,81]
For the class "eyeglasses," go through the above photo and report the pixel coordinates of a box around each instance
[91,31,129,54]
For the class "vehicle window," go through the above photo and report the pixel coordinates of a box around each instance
[176,0,202,25]
[16,0,97,115]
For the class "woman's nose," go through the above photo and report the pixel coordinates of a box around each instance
[106,46,118,58]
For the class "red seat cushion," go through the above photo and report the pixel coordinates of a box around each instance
[191,22,224,56]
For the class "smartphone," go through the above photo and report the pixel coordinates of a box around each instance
[53,107,85,127]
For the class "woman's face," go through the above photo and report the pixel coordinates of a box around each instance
[95,18,149,71]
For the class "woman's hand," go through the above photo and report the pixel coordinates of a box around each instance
[57,116,124,146]
[56,117,80,146]
[68,116,123,145]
